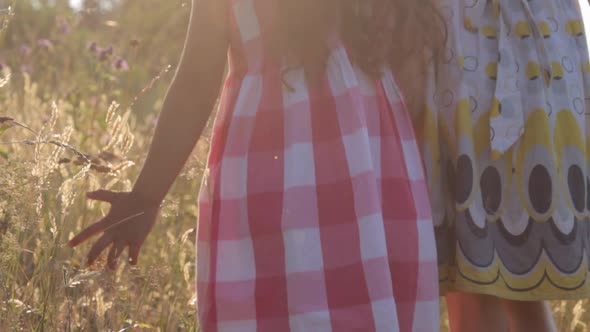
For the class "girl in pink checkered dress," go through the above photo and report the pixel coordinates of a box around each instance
[69,1,445,331]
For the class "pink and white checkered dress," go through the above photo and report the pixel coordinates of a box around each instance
[196,1,439,331]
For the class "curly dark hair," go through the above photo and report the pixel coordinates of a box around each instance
[275,0,447,111]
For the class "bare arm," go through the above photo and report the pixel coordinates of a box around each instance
[132,0,229,203]
[68,0,229,266]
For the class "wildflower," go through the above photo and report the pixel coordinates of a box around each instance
[112,56,129,71]
[36,39,54,51]
[56,16,71,35]
[98,50,109,61]
[0,62,8,72]
[87,41,99,53]
[102,45,114,56]
[97,45,114,61]
[19,44,32,57]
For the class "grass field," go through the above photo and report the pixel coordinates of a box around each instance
[0,1,588,331]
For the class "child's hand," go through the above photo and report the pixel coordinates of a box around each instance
[69,190,161,270]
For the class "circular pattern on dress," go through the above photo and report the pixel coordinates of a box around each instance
[562,56,575,73]
[481,166,502,214]
[436,89,455,108]
[529,165,553,214]
[463,56,479,72]
[432,0,590,300]
[568,165,585,213]
[547,17,560,32]
[456,155,473,205]
[573,97,584,115]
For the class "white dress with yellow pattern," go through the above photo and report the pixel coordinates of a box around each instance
[422,0,590,300]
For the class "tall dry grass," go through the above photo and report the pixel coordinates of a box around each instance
[0,71,209,331]
[0,3,207,330]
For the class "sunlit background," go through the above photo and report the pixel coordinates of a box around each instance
[64,0,590,38]
[0,1,589,331]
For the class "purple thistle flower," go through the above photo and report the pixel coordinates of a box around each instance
[112,56,129,71]
[0,62,8,72]
[20,45,32,57]
[87,41,99,53]
[98,50,109,61]
[56,17,71,35]
[36,39,54,51]
[97,46,114,61]
[103,46,114,56]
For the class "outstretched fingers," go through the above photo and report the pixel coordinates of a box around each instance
[86,233,114,266]
[68,216,112,247]
[128,241,144,266]
[87,190,119,203]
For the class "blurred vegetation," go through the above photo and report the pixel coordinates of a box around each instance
[1,0,190,118]
[0,1,205,330]
[0,1,587,331]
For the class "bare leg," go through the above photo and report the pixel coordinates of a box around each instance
[446,292,509,332]
[501,300,557,332]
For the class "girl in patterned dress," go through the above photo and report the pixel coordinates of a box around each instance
[69,0,446,331]
[419,0,590,331]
